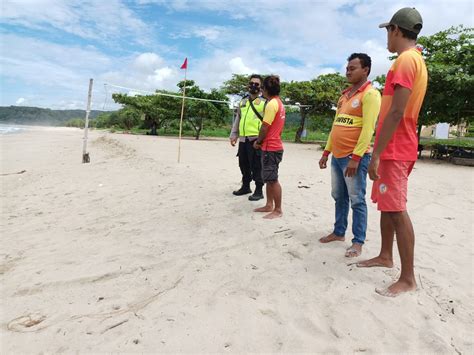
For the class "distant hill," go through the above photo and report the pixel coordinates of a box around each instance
[0,106,114,126]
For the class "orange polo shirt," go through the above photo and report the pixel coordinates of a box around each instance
[324,81,381,161]
[374,47,428,161]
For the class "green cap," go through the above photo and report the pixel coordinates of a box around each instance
[379,7,423,34]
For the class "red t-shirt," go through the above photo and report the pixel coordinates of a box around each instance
[262,97,285,151]
[374,48,428,161]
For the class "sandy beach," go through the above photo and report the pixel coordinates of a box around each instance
[1,127,473,353]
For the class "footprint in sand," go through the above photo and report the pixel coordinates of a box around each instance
[0,255,23,275]
[246,289,260,300]
[8,313,47,332]
[294,317,324,336]
[259,309,283,325]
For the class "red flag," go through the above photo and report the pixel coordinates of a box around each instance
[180,57,188,70]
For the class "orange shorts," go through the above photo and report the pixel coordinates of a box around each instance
[371,160,415,212]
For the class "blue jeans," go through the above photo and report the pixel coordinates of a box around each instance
[330,154,370,245]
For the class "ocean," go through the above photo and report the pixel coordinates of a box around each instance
[0,124,25,135]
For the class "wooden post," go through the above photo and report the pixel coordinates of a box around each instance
[177,70,187,163]
[82,78,93,163]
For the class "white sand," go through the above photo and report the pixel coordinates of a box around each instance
[1,127,473,353]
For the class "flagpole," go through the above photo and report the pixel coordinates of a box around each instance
[178,67,187,163]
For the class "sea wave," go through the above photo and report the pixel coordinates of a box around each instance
[0,125,24,135]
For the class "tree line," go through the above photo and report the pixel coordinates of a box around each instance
[0,106,106,126]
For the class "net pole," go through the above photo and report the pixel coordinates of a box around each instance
[82,78,93,163]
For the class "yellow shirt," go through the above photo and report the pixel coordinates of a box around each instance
[324,82,381,160]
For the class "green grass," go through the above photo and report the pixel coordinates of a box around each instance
[109,125,331,143]
[200,127,231,137]
[419,137,474,148]
[105,125,474,149]
[281,128,329,142]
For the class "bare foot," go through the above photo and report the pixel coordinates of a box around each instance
[345,243,362,258]
[254,205,273,212]
[319,233,345,243]
[356,256,393,268]
[263,210,282,219]
[375,279,417,297]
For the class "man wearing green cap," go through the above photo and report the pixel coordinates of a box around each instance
[357,8,428,297]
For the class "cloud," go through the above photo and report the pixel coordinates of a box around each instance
[187,50,329,91]
[1,0,150,43]
[132,53,166,73]
[0,36,180,109]
[150,67,175,84]
[15,97,25,105]
[55,99,86,110]
[149,0,473,79]
[1,34,112,88]
[170,25,225,42]
[228,57,255,75]
[2,0,473,109]
[0,34,121,109]
[193,26,222,41]
[316,67,338,76]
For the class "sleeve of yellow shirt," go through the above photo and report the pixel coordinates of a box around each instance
[324,134,333,153]
[262,98,278,126]
[352,89,381,158]
[323,108,338,154]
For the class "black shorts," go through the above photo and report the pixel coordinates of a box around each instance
[262,150,283,182]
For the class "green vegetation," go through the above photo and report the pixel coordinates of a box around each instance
[420,137,474,148]
[466,126,474,138]
[279,74,347,142]
[111,80,231,139]
[0,106,108,126]
[64,118,86,127]
[108,124,330,143]
[417,26,473,136]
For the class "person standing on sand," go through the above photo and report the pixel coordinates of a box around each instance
[229,74,266,201]
[357,7,428,298]
[319,53,381,258]
[253,75,285,219]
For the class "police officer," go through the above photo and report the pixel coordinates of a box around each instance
[229,74,266,201]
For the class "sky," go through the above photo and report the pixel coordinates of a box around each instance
[1,0,473,110]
